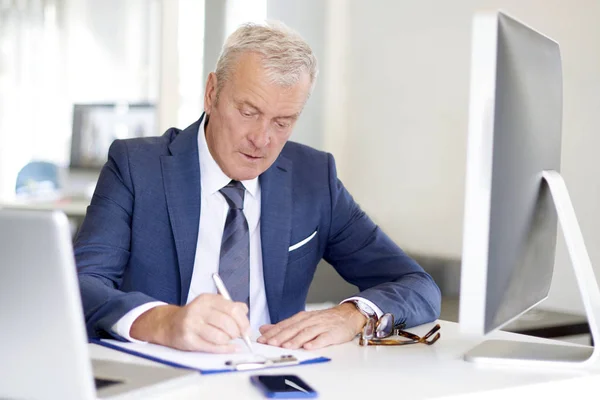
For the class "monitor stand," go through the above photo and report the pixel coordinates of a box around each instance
[464,170,600,369]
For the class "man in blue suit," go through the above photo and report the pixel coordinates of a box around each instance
[76,22,440,353]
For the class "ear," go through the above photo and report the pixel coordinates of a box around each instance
[204,72,218,115]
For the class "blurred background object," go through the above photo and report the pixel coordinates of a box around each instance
[0,0,162,203]
[70,103,157,170]
[15,160,61,198]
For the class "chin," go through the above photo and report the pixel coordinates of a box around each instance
[226,157,276,181]
[228,167,262,182]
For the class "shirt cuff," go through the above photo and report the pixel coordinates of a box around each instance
[341,296,384,319]
[111,301,167,343]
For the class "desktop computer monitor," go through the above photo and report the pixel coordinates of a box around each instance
[459,11,600,368]
[70,103,156,171]
[67,103,157,198]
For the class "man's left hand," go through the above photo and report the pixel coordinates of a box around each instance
[257,302,367,350]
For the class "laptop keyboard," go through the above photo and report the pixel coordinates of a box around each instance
[94,377,122,390]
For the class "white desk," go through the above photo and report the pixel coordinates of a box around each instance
[89,320,599,399]
[0,197,89,217]
[0,169,98,218]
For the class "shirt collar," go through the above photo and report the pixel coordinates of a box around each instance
[197,114,259,198]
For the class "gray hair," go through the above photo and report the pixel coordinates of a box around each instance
[214,21,318,100]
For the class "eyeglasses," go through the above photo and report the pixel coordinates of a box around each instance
[359,313,440,346]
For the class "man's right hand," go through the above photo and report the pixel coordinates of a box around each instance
[129,293,250,353]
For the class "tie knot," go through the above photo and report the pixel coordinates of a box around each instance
[219,180,245,210]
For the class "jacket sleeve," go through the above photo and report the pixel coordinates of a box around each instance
[323,153,441,328]
[75,140,158,339]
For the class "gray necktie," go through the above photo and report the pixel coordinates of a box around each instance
[218,180,250,309]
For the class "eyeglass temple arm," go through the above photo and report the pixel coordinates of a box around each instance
[422,324,441,340]
[395,330,421,341]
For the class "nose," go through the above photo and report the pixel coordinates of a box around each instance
[247,119,270,149]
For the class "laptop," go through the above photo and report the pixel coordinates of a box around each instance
[0,209,195,399]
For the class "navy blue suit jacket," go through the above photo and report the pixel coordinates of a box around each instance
[75,116,441,339]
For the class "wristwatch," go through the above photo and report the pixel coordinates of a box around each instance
[349,300,378,323]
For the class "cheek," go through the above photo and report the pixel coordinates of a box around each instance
[222,117,249,147]
[273,131,293,148]
[263,132,291,158]
[218,106,243,135]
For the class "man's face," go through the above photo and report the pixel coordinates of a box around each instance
[203,52,311,181]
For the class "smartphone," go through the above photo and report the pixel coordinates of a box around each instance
[250,374,318,398]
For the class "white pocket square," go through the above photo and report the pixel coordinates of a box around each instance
[289,230,317,252]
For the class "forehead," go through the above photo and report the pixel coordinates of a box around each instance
[226,52,311,116]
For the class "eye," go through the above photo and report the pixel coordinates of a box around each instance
[240,109,254,118]
[276,121,290,129]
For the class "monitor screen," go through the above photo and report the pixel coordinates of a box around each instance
[70,103,157,170]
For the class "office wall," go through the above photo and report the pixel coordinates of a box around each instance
[268,0,600,313]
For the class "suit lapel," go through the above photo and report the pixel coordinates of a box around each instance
[259,155,293,323]
[161,116,203,305]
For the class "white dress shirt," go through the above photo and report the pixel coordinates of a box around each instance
[112,116,381,342]
[187,116,270,330]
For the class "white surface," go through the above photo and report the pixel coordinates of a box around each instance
[0,198,89,217]
[89,320,599,399]
[437,372,600,400]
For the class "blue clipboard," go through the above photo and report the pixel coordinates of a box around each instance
[91,339,331,374]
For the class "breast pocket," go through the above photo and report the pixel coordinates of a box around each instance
[288,229,318,263]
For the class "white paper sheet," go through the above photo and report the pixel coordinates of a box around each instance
[99,338,327,372]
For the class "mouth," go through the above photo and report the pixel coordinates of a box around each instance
[240,152,264,162]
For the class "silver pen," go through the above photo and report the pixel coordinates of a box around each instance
[211,273,254,353]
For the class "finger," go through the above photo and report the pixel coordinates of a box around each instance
[259,324,274,334]
[210,297,250,335]
[231,302,251,332]
[259,311,312,342]
[258,313,311,344]
[281,324,324,350]
[257,324,275,343]
[264,316,318,347]
[303,331,337,350]
[228,303,251,338]
[203,310,242,340]
[185,334,239,354]
[200,292,249,319]
[187,295,244,338]
[194,322,234,346]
